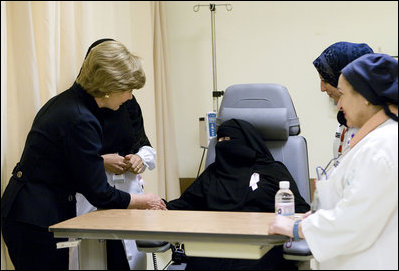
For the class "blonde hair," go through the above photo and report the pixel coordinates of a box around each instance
[76,41,145,97]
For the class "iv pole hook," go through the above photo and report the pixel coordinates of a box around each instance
[193,3,232,12]
[193,3,232,112]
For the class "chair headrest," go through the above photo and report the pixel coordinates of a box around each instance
[218,108,289,140]
[216,83,300,140]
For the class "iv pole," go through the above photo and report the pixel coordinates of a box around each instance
[194,3,232,112]
[194,3,232,177]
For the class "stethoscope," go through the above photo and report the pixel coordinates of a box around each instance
[316,146,351,181]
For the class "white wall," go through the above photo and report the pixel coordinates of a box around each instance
[164,1,398,179]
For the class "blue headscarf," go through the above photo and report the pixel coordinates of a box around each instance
[341,53,398,121]
[313,42,374,87]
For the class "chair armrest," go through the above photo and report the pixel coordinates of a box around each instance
[283,239,313,261]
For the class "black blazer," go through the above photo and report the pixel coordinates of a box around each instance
[1,83,131,228]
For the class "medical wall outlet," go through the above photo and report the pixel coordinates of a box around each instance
[199,112,217,148]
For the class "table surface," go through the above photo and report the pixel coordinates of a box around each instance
[49,209,287,245]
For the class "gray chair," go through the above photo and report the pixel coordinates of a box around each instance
[135,240,171,270]
[135,241,186,270]
[205,83,311,204]
[205,83,313,264]
[137,83,313,269]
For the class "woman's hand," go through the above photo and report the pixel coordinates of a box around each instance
[129,193,167,210]
[268,215,295,237]
[125,154,145,174]
[102,153,132,174]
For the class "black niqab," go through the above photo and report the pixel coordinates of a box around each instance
[167,119,309,213]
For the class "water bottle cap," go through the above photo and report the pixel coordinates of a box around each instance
[279,181,290,189]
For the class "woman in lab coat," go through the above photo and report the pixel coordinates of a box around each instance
[268,53,398,270]
[313,41,373,158]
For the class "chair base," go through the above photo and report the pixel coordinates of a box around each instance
[167,263,187,270]
[283,254,313,261]
[136,240,171,253]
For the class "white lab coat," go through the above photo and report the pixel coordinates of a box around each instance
[302,119,398,270]
[69,146,156,270]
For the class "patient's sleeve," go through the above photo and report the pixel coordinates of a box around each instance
[166,172,208,210]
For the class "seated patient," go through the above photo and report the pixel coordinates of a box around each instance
[167,118,310,270]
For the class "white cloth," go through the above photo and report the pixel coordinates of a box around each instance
[69,146,156,270]
[332,124,359,159]
[302,119,398,270]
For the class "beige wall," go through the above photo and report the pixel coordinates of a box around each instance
[1,2,162,197]
[163,1,398,179]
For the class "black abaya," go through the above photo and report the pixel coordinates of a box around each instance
[167,119,310,270]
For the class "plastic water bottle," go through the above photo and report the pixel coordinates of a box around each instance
[275,181,295,219]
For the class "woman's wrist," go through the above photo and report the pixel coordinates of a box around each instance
[293,219,302,240]
[283,218,295,238]
[128,193,136,209]
[291,219,305,240]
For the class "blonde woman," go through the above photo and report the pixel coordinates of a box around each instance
[1,39,166,270]
[70,39,157,270]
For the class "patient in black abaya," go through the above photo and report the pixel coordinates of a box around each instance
[167,118,310,270]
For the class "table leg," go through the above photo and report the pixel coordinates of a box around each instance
[78,239,107,270]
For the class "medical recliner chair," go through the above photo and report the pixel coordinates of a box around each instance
[205,83,313,265]
[137,83,312,269]
[205,83,311,203]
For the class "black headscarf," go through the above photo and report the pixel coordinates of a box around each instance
[99,98,151,156]
[167,119,309,212]
[84,38,115,58]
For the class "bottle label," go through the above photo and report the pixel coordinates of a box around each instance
[275,202,295,217]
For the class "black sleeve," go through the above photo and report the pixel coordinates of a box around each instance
[65,118,130,209]
[166,173,208,211]
[126,97,151,153]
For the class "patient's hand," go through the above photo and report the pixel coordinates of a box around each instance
[130,193,167,210]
